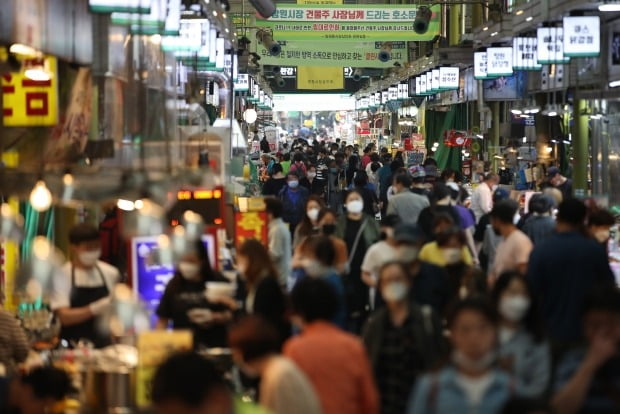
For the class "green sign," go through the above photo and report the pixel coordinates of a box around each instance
[257,41,407,68]
[257,4,440,41]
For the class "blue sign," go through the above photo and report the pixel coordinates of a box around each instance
[131,237,175,324]
[131,235,217,326]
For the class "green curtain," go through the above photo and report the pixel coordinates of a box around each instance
[424,103,468,172]
[20,203,55,262]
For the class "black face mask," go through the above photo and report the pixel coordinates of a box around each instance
[322,224,336,236]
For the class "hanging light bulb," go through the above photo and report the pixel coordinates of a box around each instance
[29,180,52,212]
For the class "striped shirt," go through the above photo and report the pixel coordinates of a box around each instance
[0,310,29,376]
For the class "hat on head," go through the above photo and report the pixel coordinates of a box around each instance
[393,223,426,244]
[547,166,560,178]
[493,187,510,203]
[424,165,438,178]
[408,165,426,179]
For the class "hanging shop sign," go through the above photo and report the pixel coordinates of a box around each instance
[426,72,433,93]
[297,66,344,89]
[439,67,459,90]
[162,19,206,51]
[257,41,407,68]
[257,5,441,41]
[431,69,440,92]
[359,97,369,109]
[474,51,489,79]
[388,86,398,101]
[563,16,600,57]
[234,74,249,92]
[111,0,167,34]
[486,47,513,77]
[164,0,180,35]
[298,0,343,4]
[90,0,150,13]
[512,37,542,71]
[369,94,376,107]
[537,27,570,64]
[398,82,409,99]
[2,56,59,127]
[381,91,389,104]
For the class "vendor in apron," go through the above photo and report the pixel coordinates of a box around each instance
[50,223,119,348]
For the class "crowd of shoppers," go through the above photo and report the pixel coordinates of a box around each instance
[2,139,620,414]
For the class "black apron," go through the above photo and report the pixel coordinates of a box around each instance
[60,265,111,348]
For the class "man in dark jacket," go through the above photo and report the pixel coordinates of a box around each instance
[363,261,446,414]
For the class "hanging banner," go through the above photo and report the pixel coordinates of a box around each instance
[90,0,150,13]
[257,5,441,41]
[2,56,59,127]
[111,0,167,32]
[474,51,489,79]
[298,0,343,4]
[257,41,407,68]
[537,27,570,64]
[513,37,542,70]
[439,67,459,90]
[235,212,268,247]
[487,47,513,77]
[297,66,344,89]
[563,16,600,57]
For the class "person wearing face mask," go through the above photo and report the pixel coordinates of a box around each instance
[471,172,500,223]
[361,215,400,310]
[427,227,486,303]
[51,223,120,348]
[229,316,321,414]
[419,223,474,267]
[489,200,533,284]
[491,272,550,398]
[417,182,462,241]
[293,195,325,249]
[156,240,234,349]
[408,297,512,414]
[335,190,381,333]
[587,208,615,247]
[292,235,346,329]
[300,164,326,198]
[289,152,308,178]
[363,262,446,414]
[279,171,310,238]
[393,223,451,315]
[315,208,348,275]
[235,239,290,344]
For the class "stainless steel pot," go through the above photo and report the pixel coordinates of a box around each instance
[81,367,136,414]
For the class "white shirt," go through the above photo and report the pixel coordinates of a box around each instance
[361,241,399,281]
[50,260,120,310]
[471,183,493,223]
[260,356,321,414]
[491,230,533,279]
[456,372,494,407]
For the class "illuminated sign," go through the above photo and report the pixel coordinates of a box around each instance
[439,66,459,90]
[513,37,542,71]
[2,56,58,126]
[474,51,488,79]
[537,27,570,64]
[487,47,513,77]
[563,16,600,57]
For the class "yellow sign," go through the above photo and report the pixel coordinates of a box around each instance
[2,56,58,126]
[136,330,193,407]
[297,66,344,90]
[297,0,343,4]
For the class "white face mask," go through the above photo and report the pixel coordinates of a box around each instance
[288,180,299,189]
[307,172,317,179]
[346,199,364,214]
[452,350,496,373]
[499,295,530,322]
[179,262,200,280]
[595,229,611,244]
[78,250,101,267]
[441,248,462,265]
[382,281,408,302]
[397,246,419,263]
[307,208,320,222]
